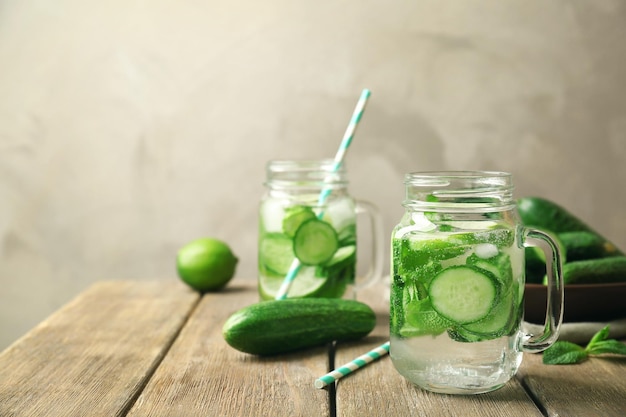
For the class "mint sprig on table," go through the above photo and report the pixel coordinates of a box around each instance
[543,325,626,365]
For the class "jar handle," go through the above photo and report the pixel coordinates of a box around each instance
[354,200,384,290]
[521,227,564,352]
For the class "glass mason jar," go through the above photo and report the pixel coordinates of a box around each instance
[389,171,564,394]
[258,159,383,300]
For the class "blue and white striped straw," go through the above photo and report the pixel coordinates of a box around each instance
[314,341,390,389]
[275,89,372,300]
[316,88,371,207]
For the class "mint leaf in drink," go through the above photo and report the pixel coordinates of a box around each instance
[543,325,626,365]
[543,341,588,365]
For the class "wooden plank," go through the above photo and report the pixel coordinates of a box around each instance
[127,278,330,417]
[518,346,626,417]
[335,284,544,417]
[0,280,199,417]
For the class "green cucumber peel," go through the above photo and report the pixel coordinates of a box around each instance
[542,325,626,365]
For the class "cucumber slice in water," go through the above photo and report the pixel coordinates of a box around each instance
[466,252,513,286]
[336,224,357,246]
[282,206,316,238]
[449,287,520,342]
[259,266,329,299]
[259,233,295,275]
[462,289,515,336]
[325,245,356,268]
[293,219,339,265]
[428,266,499,324]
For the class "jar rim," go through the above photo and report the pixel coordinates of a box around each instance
[267,159,345,173]
[265,159,348,190]
[405,170,512,184]
[403,170,515,212]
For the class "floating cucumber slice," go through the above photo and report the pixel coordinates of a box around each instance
[258,265,329,300]
[324,245,356,268]
[466,252,513,286]
[448,327,486,343]
[336,224,357,246]
[449,290,521,343]
[428,266,499,324]
[282,206,316,238]
[259,233,295,275]
[293,219,339,265]
[462,289,515,336]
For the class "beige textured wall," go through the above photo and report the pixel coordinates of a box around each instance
[1,1,625,350]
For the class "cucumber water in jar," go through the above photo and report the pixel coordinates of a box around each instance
[390,171,564,394]
[258,160,382,300]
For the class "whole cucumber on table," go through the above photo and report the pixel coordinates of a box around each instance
[222,298,376,355]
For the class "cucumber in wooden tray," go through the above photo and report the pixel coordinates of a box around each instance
[518,196,625,284]
[222,298,376,355]
[560,256,626,285]
[557,231,622,262]
[517,196,595,234]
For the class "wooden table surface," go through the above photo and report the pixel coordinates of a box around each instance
[1,278,625,417]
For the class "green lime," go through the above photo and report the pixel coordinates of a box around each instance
[176,238,238,292]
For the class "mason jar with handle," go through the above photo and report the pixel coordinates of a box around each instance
[258,159,384,301]
[389,171,564,394]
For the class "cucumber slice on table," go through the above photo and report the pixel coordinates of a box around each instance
[293,219,339,265]
[428,266,499,324]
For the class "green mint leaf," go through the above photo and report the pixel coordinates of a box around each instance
[586,325,611,348]
[586,340,626,356]
[543,341,588,365]
[543,326,626,365]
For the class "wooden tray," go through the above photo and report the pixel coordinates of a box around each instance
[524,282,626,323]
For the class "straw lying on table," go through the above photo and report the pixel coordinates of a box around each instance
[274,88,372,301]
[314,341,390,389]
